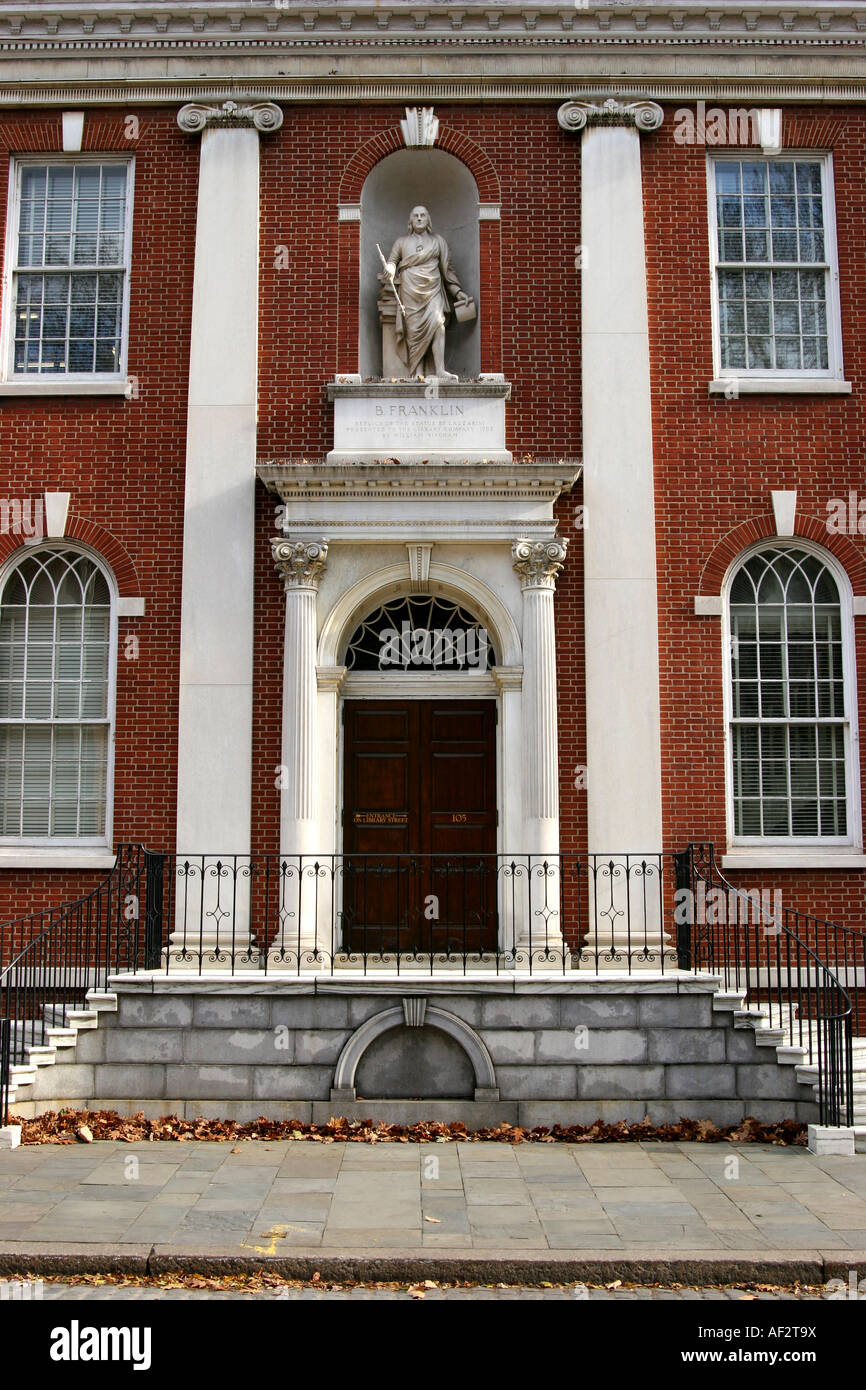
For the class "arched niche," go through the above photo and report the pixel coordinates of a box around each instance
[360,148,481,379]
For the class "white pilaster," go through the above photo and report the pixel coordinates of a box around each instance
[559,98,669,964]
[174,102,281,859]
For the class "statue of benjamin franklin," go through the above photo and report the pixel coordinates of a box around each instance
[382,206,472,380]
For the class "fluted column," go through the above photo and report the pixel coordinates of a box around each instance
[512,538,567,963]
[558,98,669,966]
[272,538,328,962]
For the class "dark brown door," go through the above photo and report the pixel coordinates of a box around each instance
[342,700,497,951]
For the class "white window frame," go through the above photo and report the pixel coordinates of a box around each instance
[0,541,117,849]
[707,151,845,385]
[0,154,135,384]
[722,538,862,852]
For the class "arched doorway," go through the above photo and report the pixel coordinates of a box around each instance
[339,593,499,952]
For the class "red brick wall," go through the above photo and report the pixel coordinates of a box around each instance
[0,98,862,959]
[643,103,866,931]
[0,108,198,922]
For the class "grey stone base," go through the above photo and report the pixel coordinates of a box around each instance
[18,974,820,1126]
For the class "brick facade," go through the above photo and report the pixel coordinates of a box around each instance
[0,95,863,943]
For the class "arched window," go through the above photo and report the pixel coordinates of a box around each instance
[726,543,857,843]
[0,547,115,841]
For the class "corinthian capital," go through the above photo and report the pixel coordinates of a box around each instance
[177,101,284,135]
[512,538,568,591]
[272,538,329,591]
[557,98,664,134]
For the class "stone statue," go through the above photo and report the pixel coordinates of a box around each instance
[381,206,474,380]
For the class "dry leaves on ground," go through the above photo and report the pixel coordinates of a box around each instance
[12,1109,807,1147]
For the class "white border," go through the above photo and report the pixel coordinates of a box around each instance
[721,536,863,853]
[706,150,845,386]
[1,153,135,385]
[0,538,118,850]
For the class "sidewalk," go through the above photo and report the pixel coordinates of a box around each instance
[1,1139,864,1285]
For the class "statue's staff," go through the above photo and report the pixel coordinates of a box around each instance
[376,242,407,316]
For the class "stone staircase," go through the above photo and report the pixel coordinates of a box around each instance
[6,991,118,1115]
[3,974,863,1143]
[711,991,866,1152]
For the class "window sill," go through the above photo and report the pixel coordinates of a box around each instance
[0,848,117,870]
[721,851,866,870]
[0,381,132,398]
[709,378,852,396]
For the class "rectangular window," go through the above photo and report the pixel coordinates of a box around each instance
[5,160,132,378]
[709,155,843,380]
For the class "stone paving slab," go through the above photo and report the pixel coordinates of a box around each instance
[0,1141,865,1283]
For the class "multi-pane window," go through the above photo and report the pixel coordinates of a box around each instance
[9,161,131,376]
[728,547,850,841]
[0,550,114,840]
[711,156,841,377]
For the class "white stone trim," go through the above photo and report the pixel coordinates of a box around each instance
[116,595,145,618]
[0,381,132,396]
[694,595,723,617]
[853,598,866,617]
[400,106,439,147]
[722,852,866,870]
[478,204,501,221]
[61,111,84,152]
[709,378,853,396]
[757,108,783,153]
[406,541,432,592]
[43,491,70,538]
[337,204,361,222]
[0,848,116,871]
[771,490,797,538]
[342,672,498,701]
[331,1003,498,1100]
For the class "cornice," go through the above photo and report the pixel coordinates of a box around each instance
[3,4,866,103]
[1,4,866,47]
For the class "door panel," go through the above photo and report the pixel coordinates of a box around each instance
[343,699,497,950]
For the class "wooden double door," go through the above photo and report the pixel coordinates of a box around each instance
[342,699,498,951]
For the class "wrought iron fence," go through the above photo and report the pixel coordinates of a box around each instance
[681,843,854,1127]
[0,842,858,1126]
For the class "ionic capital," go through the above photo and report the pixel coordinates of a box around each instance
[178,101,284,135]
[557,98,664,134]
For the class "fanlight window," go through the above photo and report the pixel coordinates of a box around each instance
[0,549,113,839]
[345,596,495,672]
[728,546,848,839]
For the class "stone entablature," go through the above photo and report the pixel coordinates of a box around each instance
[2,3,865,98]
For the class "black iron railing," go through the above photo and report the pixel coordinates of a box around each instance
[0,842,858,1126]
[681,843,854,1127]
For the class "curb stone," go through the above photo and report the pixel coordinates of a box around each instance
[1,1243,863,1285]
